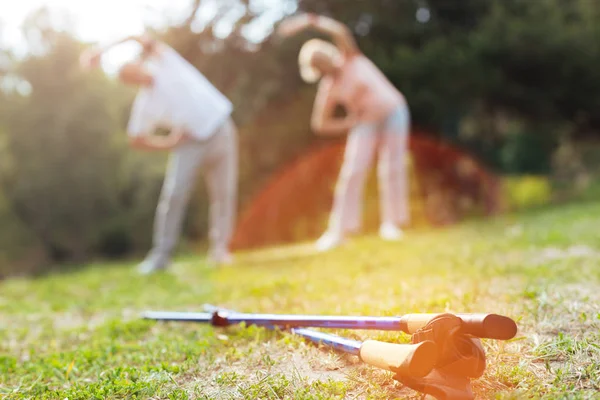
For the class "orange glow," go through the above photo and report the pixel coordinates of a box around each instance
[231,131,503,251]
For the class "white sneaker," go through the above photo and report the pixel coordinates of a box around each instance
[315,231,344,252]
[137,250,170,275]
[208,248,234,266]
[379,223,404,241]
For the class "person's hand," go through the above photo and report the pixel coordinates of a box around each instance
[138,33,154,47]
[171,130,192,147]
[80,48,102,70]
[137,33,160,56]
[345,114,359,128]
[276,13,317,37]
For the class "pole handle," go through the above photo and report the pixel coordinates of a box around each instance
[399,313,517,340]
[359,340,438,378]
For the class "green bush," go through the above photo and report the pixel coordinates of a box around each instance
[0,193,49,278]
[502,175,553,210]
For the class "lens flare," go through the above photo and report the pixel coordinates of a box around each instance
[231,131,503,251]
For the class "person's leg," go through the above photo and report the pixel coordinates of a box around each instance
[377,105,411,240]
[317,123,379,251]
[202,118,238,264]
[138,142,206,274]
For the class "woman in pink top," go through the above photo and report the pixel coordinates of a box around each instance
[278,13,411,251]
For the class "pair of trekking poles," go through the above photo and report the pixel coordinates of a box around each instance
[143,306,517,400]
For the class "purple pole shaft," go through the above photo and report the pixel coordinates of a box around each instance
[290,328,362,355]
[142,311,213,322]
[226,314,400,330]
[202,305,362,355]
[142,310,402,331]
[141,309,362,355]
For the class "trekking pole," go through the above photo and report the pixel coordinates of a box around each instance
[142,308,439,379]
[204,305,517,400]
[142,309,517,340]
[198,305,489,400]
[202,305,506,400]
[142,306,516,400]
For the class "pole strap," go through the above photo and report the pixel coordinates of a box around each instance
[395,313,487,400]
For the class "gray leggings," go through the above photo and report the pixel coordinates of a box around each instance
[152,118,238,258]
[327,105,410,234]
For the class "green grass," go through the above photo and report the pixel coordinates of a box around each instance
[2,201,600,399]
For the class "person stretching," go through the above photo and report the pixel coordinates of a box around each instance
[278,13,412,251]
[80,34,238,272]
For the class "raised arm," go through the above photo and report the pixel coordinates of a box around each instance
[311,77,356,136]
[277,13,359,56]
[98,33,161,55]
[80,34,163,70]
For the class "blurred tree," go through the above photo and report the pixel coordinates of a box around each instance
[293,0,600,170]
[470,0,600,136]
[0,9,165,265]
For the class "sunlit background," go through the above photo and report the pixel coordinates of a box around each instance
[1,0,599,275]
[1,0,296,74]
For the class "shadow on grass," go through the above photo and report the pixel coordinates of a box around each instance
[235,242,322,267]
[1,239,219,282]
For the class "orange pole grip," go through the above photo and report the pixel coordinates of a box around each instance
[359,340,438,378]
[399,313,517,340]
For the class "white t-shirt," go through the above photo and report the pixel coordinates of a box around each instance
[127,45,233,141]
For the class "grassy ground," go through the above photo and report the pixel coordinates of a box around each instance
[1,201,600,399]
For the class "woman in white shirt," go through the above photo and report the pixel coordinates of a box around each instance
[81,35,238,272]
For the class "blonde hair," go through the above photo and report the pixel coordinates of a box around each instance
[298,39,342,83]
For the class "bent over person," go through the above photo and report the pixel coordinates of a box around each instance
[80,34,238,273]
[277,14,412,252]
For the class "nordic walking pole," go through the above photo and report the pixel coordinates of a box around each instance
[143,306,512,400]
[195,306,498,396]
[202,306,491,400]
[399,313,517,340]
[142,308,439,379]
[207,304,438,378]
[141,309,517,340]
[202,304,440,378]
